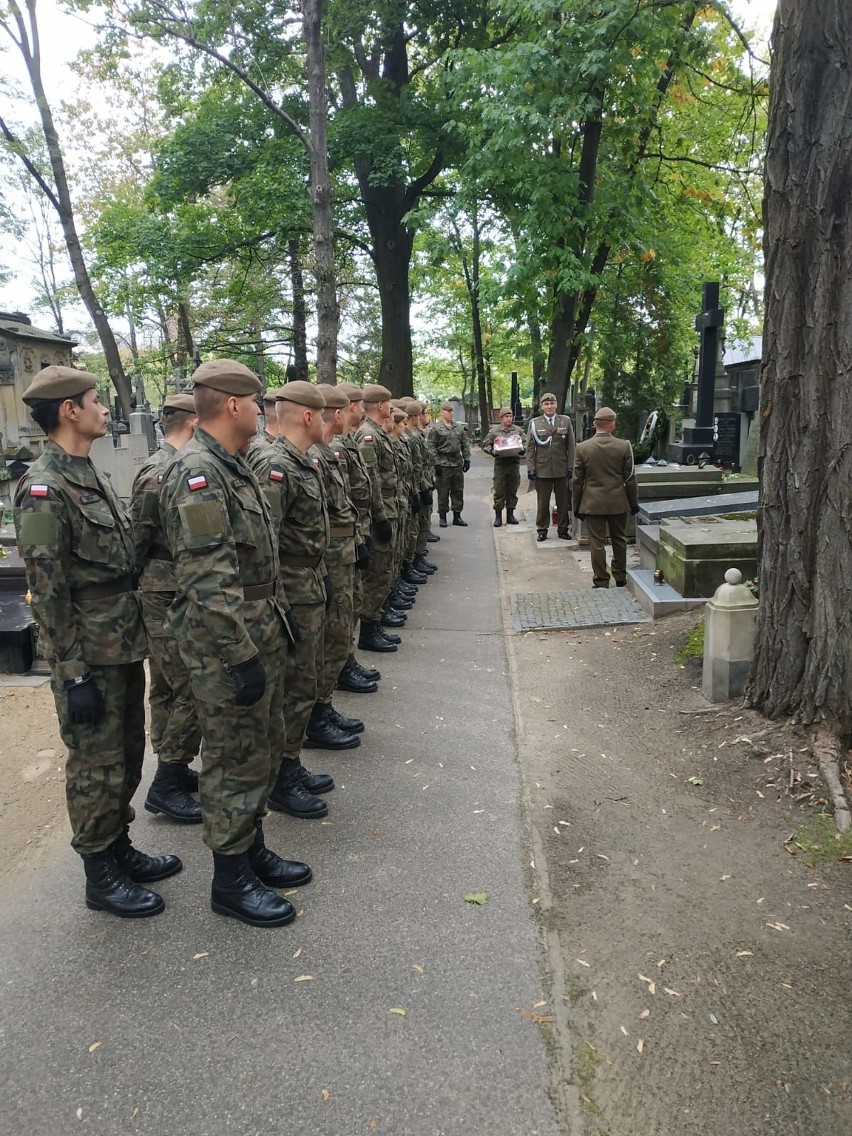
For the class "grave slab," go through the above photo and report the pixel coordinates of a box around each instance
[638,490,757,525]
[656,516,757,598]
[626,568,706,618]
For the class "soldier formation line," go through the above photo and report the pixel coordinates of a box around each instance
[13,367,638,928]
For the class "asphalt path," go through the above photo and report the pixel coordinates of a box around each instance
[0,456,560,1136]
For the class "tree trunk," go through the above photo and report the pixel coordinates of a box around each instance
[747,0,852,736]
[301,0,338,383]
[5,1,131,416]
[288,238,309,379]
[370,195,414,397]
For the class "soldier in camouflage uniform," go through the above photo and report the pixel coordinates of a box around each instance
[332,383,382,693]
[129,392,202,824]
[246,381,335,820]
[402,398,439,577]
[385,407,413,633]
[430,400,471,526]
[159,360,310,928]
[355,384,402,653]
[419,405,440,545]
[14,366,180,918]
[304,383,368,745]
[482,407,526,527]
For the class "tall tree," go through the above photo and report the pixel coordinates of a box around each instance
[747,0,852,829]
[0,0,132,413]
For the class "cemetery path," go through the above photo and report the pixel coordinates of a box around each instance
[1,451,850,1136]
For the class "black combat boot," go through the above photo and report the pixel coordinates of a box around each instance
[248,822,312,889]
[389,587,413,610]
[177,764,200,792]
[144,762,202,824]
[379,626,402,644]
[337,657,379,692]
[112,827,183,883]
[439,513,448,528]
[327,704,364,733]
[380,605,407,627]
[493,510,503,527]
[301,764,335,794]
[402,562,428,585]
[506,510,519,524]
[413,552,437,573]
[82,849,165,918]
[304,703,361,751]
[396,577,418,597]
[452,512,468,526]
[358,620,398,653]
[350,654,381,681]
[267,759,329,818]
[211,851,295,927]
[427,531,440,542]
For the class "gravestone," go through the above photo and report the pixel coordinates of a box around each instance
[656,516,757,598]
[668,282,724,464]
[89,432,150,500]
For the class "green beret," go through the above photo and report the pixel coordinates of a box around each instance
[316,383,349,409]
[336,382,364,402]
[193,359,261,396]
[402,398,424,415]
[261,388,280,405]
[162,393,197,413]
[23,365,98,405]
[362,383,392,405]
[276,380,326,409]
[440,400,454,411]
[391,408,407,422]
[498,407,514,417]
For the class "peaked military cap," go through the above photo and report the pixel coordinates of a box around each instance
[337,381,364,402]
[23,365,98,405]
[362,383,392,404]
[316,383,349,409]
[162,392,197,413]
[192,359,261,396]
[594,406,617,421]
[276,380,326,408]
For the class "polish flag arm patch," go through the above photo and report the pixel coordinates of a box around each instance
[29,484,49,498]
[269,468,284,482]
[187,474,208,491]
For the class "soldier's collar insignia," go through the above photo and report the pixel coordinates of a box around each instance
[29,484,49,498]
[187,474,208,491]
[232,478,247,488]
[269,468,284,482]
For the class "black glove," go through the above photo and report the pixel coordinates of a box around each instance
[286,609,302,643]
[230,655,266,707]
[527,470,536,481]
[364,534,373,552]
[374,518,393,544]
[630,505,640,516]
[355,542,371,569]
[419,488,432,506]
[65,673,105,726]
[323,575,334,610]
[410,493,419,515]
[462,460,470,473]
[574,511,585,521]
[434,465,444,478]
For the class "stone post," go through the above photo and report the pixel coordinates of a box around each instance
[702,568,758,702]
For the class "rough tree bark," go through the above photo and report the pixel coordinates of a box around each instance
[288,238,309,380]
[1,0,132,415]
[747,0,852,827]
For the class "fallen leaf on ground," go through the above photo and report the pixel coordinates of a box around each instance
[293,948,303,959]
[88,1041,102,1054]
[620,1025,629,1036]
[389,1008,407,1017]
[663,987,682,997]
[294,975,315,982]
[639,1009,650,1020]
[464,891,488,905]
[520,1010,556,1023]
[411,964,424,974]
[576,958,591,968]
[76,1109,83,1121]
[637,1038,645,1053]
[533,1000,548,1009]
[321,1089,331,1101]
[735,950,753,958]
[192,952,209,960]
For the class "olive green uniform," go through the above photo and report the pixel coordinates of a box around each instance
[482,424,526,511]
[159,426,291,855]
[430,420,470,514]
[334,432,372,648]
[14,441,148,855]
[356,418,398,621]
[130,442,201,768]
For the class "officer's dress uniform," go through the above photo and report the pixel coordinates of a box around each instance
[526,412,576,537]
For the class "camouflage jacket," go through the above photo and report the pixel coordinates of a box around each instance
[130,441,178,594]
[14,439,147,683]
[429,421,471,468]
[406,427,431,492]
[356,417,398,521]
[333,432,373,540]
[418,426,436,485]
[392,434,414,513]
[482,424,526,462]
[310,439,356,567]
[246,435,329,605]
[159,426,290,680]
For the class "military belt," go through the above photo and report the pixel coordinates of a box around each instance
[147,546,172,562]
[71,575,136,601]
[243,582,276,601]
[279,554,323,569]
[329,524,356,538]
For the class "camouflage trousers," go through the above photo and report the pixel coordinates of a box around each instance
[404,500,418,562]
[416,493,433,555]
[351,563,364,648]
[188,636,287,855]
[143,593,201,766]
[318,552,355,704]
[437,466,464,514]
[52,661,146,856]
[360,523,396,621]
[492,460,521,511]
[282,601,326,758]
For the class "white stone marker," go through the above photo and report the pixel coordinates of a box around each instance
[702,567,758,702]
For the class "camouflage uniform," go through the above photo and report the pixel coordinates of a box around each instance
[431,419,471,514]
[416,421,437,552]
[159,426,291,855]
[130,442,201,768]
[311,439,357,703]
[334,431,372,649]
[14,441,148,855]
[481,422,526,512]
[246,435,329,760]
[356,417,398,621]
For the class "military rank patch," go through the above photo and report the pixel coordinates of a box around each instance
[269,468,284,482]
[187,474,208,491]
[29,484,49,498]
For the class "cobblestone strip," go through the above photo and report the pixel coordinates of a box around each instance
[510,589,652,631]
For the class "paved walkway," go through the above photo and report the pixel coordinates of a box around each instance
[0,456,560,1136]
[511,588,650,631]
